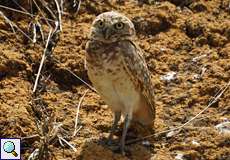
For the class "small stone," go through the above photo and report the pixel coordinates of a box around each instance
[160,71,177,82]
[215,121,230,135]
[191,140,200,146]
[175,153,185,160]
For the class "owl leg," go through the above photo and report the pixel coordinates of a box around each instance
[108,111,121,145]
[120,113,132,155]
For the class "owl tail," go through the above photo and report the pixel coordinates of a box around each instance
[133,94,155,126]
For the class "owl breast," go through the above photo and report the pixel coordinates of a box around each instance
[86,41,141,114]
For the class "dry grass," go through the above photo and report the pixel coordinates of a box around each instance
[0,1,84,159]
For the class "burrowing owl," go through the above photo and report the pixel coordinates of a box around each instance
[85,11,155,154]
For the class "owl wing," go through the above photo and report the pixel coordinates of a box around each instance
[119,40,155,123]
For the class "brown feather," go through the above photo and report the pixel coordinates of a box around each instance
[133,94,155,125]
[119,40,155,125]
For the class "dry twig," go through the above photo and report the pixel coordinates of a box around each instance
[0,4,55,22]
[33,29,53,93]
[58,136,77,152]
[73,89,89,137]
[0,11,33,41]
[53,58,97,92]
[1,0,80,159]
[54,0,62,31]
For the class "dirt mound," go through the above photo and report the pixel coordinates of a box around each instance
[0,0,229,159]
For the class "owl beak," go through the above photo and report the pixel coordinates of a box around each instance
[103,28,110,40]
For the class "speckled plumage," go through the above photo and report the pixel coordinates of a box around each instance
[85,11,155,154]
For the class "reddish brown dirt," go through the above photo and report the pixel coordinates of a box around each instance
[0,0,230,160]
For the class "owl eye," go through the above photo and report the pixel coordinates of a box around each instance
[97,20,104,28]
[114,22,124,30]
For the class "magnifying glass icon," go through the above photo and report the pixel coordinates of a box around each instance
[3,141,18,157]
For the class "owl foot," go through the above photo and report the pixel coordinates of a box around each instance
[107,137,114,146]
[107,111,121,145]
[120,146,126,156]
[120,114,131,156]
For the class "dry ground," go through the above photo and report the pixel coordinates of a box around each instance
[0,0,230,160]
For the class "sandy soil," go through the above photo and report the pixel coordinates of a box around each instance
[0,0,230,160]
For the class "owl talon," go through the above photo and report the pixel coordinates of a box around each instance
[121,149,125,156]
[107,140,112,146]
[107,138,113,146]
[119,143,129,156]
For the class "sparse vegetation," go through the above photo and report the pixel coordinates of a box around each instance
[0,0,229,159]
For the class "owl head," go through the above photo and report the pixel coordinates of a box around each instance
[89,11,135,43]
